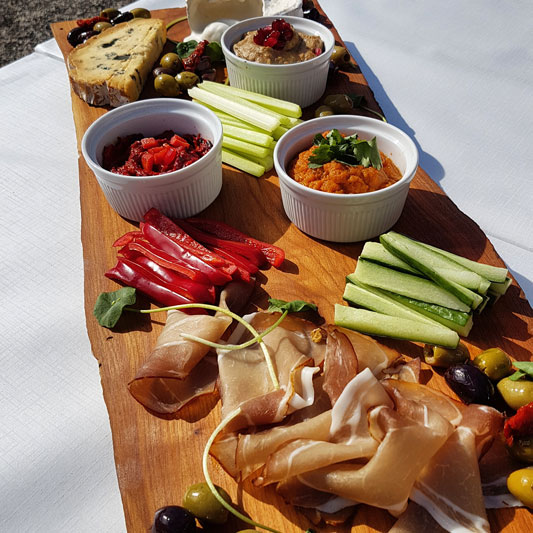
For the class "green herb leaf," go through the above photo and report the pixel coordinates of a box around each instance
[176,40,198,58]
[347,94,366,107]
[205,41,224,62]
[93,287,136,328]
[267,298,318,313]
[509,370,527,381]
[511,361,533,379]
[308,129,382,170]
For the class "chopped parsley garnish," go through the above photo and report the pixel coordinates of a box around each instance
[307,128,382,170]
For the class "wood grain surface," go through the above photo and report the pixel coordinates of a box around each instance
[52,4,533,532]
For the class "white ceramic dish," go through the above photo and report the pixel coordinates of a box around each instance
[81,99,223,222]
[221,16,334,107]
[273,115,419,242]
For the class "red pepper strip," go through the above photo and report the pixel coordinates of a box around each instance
[105,257,196,307]
[142,222,233,286]
[185,217,285,268]
[123,239,210,284]
[177,219,267,267]
[112,231,144,247]
[209,244,259,275]
[143,208,228,268]
[119,248,216,303]
[207,246,251,282]
[504,402,533,447]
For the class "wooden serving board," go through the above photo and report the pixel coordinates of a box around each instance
[52,4,533,532]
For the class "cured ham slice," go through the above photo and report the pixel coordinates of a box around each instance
[322,326,358,405]
[410,427,491,533]
[128,310,232,413]
[298,400,453,515]
[389,501,449,532]
[334,326,401,376]
[217,312,327,430]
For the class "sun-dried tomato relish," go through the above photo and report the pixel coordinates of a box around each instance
[102,130,212,176]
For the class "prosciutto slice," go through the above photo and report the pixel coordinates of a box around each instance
[297,397,453,515]
[217,312,327,430]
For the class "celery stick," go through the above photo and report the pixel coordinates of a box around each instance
[222,124,274,148]
[188,87,280,133]
[222,148,265,177]
[222,136,270,159]
[192,84,292,127]
[245,151,274,172]
[199,80,302,118]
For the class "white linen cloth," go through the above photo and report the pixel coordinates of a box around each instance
[0,1,531,532]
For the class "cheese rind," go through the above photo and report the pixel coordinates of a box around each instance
[67,18,167,107]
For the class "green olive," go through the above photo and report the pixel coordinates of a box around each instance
[323,93,353,112]
[497,377,533,410]
[423,342,470,368]
[507,437,533,464]
[176,71,200,90]
[182,482,231,524]
[507,468,533,508]
[159,52,182,73]
[473,348,513,381]
[131,7,151,19]
[100,8,120,19]
[330,45,350,66]
[154,74,181,97]
[314,105,334,118]
[93,21,112,33]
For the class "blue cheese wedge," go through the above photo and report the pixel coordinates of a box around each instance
[67,18,166,107]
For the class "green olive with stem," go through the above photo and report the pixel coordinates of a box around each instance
[159,52,183,73]
[176,71,200,90]
[323,93,353,112]
[314,105,334,117]
[154,74,181,97]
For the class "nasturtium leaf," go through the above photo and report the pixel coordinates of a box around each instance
[93,287,136,328]
[176,40,198,58]
[267,298,318,314]
[509,361,533,381]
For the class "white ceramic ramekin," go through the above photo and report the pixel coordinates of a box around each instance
[81,99,223,222]
[221,16,335,107]
[273,115,419,242]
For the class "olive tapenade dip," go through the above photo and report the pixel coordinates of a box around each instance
[233,18,324,65]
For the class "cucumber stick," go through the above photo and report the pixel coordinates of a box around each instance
[343,283,447,327]
[345,278,473,336]
[419,242,508,283]
[380,232,486,308]
[351,259,471,313]
[360,241,421,276]
[335,305,460,348]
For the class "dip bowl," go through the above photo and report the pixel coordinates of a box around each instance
[221,16,335,107]
[81,99,223,222]
[273,115,419,242]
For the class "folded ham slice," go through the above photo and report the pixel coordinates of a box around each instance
[217,312,327,431]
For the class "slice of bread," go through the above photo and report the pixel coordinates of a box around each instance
[67,18,167,107]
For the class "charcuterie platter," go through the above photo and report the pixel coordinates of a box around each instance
[51,3,533,532]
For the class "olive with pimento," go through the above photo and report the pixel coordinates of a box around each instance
[330,45,350,66]
[423,343,469,368]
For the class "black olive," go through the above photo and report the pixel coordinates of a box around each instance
[303,6,320,21]
[201,68,217,82]
[67,26,85,47]
[152,66,178,78]
[111,11,134,25]
[151,506,197,533]
[79,30,98,43]
[444,364,495,405]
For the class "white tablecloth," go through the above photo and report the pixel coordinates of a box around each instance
[1,1,531,531]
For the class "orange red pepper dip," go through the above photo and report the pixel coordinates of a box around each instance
[288,144,402,194]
